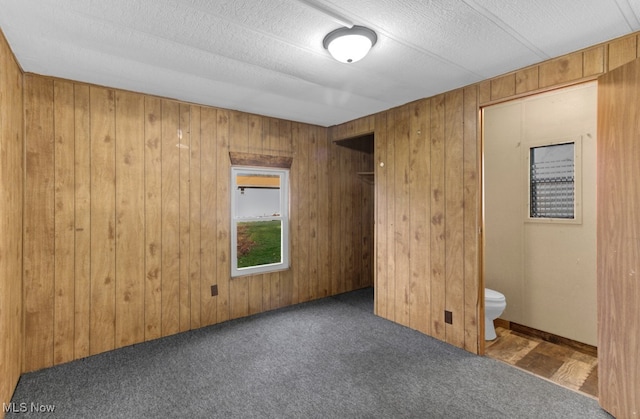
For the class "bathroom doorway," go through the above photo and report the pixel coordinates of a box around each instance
[481,82,598,396]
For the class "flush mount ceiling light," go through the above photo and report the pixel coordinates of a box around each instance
[323,26,377,63]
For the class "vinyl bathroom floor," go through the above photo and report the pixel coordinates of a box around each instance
[485,326,598,398]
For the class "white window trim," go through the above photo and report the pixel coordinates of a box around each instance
[231,166,290,277]
[524,137,582,225]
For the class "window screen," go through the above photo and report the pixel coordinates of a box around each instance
[529,142,575,219]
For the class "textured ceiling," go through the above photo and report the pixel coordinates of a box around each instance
[1,0,639,126]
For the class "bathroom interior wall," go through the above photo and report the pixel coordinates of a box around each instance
[483,82,597,346]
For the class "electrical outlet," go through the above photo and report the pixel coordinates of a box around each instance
[445,310,453,324]
[211,285,218,296]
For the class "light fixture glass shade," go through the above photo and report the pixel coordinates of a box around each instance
[323,26,377,63]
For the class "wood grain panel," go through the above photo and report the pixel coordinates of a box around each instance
[515,67,539,94]
[246,262,266,314]
[329,114,374,142]
[289,123,301,304]
[229,111,249,320]
[247,115,265,315]
[327,130,340,298]
[384,108,397,320]
[491,74,516,100]
[89,86,117,355]
[478,81,491,105]
[53,80,76,365]
[268,119,293,309]
[583,46,605,77]
[272,120,290,306]
[143,96,163,340]
[463,86,480,353]
[308,126,320,300]
[408,99,431,335]
[359,138,374,292]
[247,115,263,154]
[262,271,278,311]
[0,30,23,410]
[115,91,145,347]
[179,104,192,331]
[73,85,91,358]
[538,52,583,88]
[228,151,292,168]
[430,94,447,341]
[393,105,410,325]
[199,107,218,326]
[607,34,637,71]
[351,148,362,289]
[295,123,310,302]
[160,100,180,336]
[265,119,282,309]
[216,110,230,322]
[231,110,250,153]
[355,115,375,135]
[263,127,278,309]
[352,149,362,293]
[278,121,295,307]
[374,112,388,318]
[341,132,355,293]
[444,90,465,348]
[597,57,640,419]
[316,128,331,299]
[24,76,55,371]
[189,106,202,328]
[278,120,293,157]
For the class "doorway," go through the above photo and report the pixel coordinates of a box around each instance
[482,82,598,395]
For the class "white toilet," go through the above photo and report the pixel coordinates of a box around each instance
[484,288,507,340]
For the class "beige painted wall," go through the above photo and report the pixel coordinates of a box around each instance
[483,82,597,346]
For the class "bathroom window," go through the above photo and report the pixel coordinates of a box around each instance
[231,166,289,277]
[527,139,581,223]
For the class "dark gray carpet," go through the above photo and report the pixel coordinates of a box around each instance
[8,288,611,418]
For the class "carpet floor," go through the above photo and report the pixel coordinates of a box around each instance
[7,288,611,418]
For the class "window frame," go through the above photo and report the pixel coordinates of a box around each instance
[524,137,582,224]
[230,166,290,277]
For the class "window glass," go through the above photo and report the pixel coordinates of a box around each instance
[529,142,575,219]
[231,167,289,276]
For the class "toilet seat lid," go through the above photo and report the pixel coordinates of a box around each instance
[485,288,505,302]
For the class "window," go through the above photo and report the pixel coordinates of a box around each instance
[231,166,289,277]
[527,139,581,223]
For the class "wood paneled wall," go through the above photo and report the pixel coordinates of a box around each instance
[597,57,640,419]
[22,75,373,372]
[331,97,481,353]
[372,92,480,353]
[330,31,640,355]
[0,30,24,413]
[479,33,640,105]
